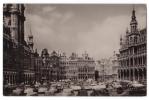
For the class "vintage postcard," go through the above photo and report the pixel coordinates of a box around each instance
[3,4,146,96]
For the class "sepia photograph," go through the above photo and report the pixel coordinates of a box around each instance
[3,4,147,96]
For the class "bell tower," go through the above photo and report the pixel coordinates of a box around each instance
[9,4,25,43]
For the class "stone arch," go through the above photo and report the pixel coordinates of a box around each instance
[139,57,141,65]
[143,68,146,81]
[130,69,133,81]
[25,74,27,84]
[10,74,13,84]
[121,70,124,80]
[120,70,122,80]
[139,69,143,82]
[27,74,29,84]
[118,70,121,79]
[124,69,127,80]
[134,68,139,81]
[130,58,133,66]
[126,69,129,80]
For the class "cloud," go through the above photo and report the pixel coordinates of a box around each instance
[42,6,56,13]
[76,15,130,59]
[136,6,147,29]
[25,10,75,54]
[75,10,146,60]
[60,12,74,24]
[24,5,146,60]
[50,12,62,19]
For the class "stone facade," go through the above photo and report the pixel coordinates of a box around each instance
[39,49,61,82]
[59,52,69,80]
[3,4,35,85]
[67,52,95,81]
[34,51,96,82]
[118,9,147,83]
[111,52,119,81]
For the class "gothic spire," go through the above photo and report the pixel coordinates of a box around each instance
[28,26,33,38]
[28,26,34,49]
[130,5,138,33]
[131,8,136,22]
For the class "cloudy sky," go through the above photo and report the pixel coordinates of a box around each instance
[24,4,146,60]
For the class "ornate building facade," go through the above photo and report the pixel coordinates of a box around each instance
[34,49,42,82]
[111,52,119,81]
[3,4,35,85]
[39,49,61,82]
[59,52,68,80]
[67,52,95,81]
[35,51,96,82]
[118,9,147,82]
[96,54,119,82]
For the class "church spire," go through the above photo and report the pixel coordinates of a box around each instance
[34,48,39,57]
[130,6,138,33]
[29,27,33,38]
[132,8,136,21]
[28,27,34,49]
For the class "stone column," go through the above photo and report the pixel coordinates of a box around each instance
[142,69,144,81]
[26,74,27,84]
[11,75,13,85]
[14,74,16,84]
[25,74,27,84]
[129,69,131,81]
[136,57,138,67]
[120,71,122,81]
[142,56,144,66]
[5,74,7,84]
[10,74,12,84]
[8,74,10,84]
[137,69,139,81]
[140,57,142,66]
[13,75,15,84]
[124,70,126,80]
[127,70,129,80]
[142,56,143,66]
[133,69,135,81]
[122,70,124,81]
[119,70,121,81]
[28,74,29,84]
[26,74,28,84]
[133,57,135,68]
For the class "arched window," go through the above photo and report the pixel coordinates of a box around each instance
[134,37,137,43]
[130,37,132,44]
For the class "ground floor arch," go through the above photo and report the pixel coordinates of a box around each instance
[118,67,146,82]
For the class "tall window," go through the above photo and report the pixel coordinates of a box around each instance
[130,37,132,44]
[134,37,137,43]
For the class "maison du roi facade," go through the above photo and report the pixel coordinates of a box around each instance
[3,4,95,85]
[118,9,147,83]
